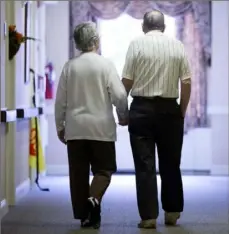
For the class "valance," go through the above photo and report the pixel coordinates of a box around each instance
[70,1,211,61]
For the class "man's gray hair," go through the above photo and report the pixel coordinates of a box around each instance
[73,22,99,52]
[143,10,165,31]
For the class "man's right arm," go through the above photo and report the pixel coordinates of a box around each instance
[107,61,128,121]
[122,41,135,95]
[180,47,192,118]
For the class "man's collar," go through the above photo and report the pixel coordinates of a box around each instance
[146,30,163,35]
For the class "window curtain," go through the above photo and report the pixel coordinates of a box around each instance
[177,12,208,131]
[69,1,211,131]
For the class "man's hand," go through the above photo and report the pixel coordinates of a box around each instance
[57,129,66,144]
[180,106,185,118]
[180,79,191,119]
[118,118,129,126]
[117,110,129,126]
[181,110,186,118]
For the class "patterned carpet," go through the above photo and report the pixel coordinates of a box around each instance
[1,176,229,234]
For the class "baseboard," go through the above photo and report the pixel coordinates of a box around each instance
[47,165,210,176]
[15,178,31,202]
[211,165,229,176]
[0,199,8,219]
[116,169,210,176]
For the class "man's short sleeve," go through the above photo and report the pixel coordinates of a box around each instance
[122,41,136,80]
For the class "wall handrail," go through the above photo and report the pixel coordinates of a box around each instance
[0,107,44,123]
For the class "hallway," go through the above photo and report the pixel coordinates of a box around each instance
[1,176,229,234]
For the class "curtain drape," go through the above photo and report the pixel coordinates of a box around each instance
[182,12,208,130]
[69,1,211,131]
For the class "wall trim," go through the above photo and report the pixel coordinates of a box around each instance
[15,178,31,202]
[47,165,210,176]
[0,199,8,219]
[211,165,229,176]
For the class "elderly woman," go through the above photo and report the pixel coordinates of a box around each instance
[54,22,128,229]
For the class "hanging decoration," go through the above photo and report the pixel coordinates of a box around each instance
[8,24,36,60]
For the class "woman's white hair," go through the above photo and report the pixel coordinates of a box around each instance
[73,22,99,52]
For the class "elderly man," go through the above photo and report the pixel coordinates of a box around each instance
[121,10,191,229]
[55,22,128,229]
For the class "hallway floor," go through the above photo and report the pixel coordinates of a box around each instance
[2,176,229,234]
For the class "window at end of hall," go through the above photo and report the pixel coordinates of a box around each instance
[98,13,176,76]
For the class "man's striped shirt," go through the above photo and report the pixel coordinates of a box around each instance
[122,30,191,98]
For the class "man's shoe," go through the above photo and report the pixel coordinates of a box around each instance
[164,212,180,226]
[88,197,101,229]
[138,219,157,229]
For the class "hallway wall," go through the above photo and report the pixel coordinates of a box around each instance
[208,1,229,175]
[44,2,228,176]
[0,0,8,218]
[11,1,31,196]
[44,1,70,173]
[1,2,39,212]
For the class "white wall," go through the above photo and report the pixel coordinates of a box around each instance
[0,0,8,222]
[208,1,229,175]
[46,1,69,100]
[44,2,228,176]
[208,1,228,113]
[45,2,70,172]
[1,1,40,217]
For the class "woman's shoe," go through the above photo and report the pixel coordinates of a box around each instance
[87,197,101,229]
[80,218,91,228]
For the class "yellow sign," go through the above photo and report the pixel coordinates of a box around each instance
[29,118,45,172]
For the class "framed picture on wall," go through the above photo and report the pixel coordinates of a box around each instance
[24,1,31,84]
